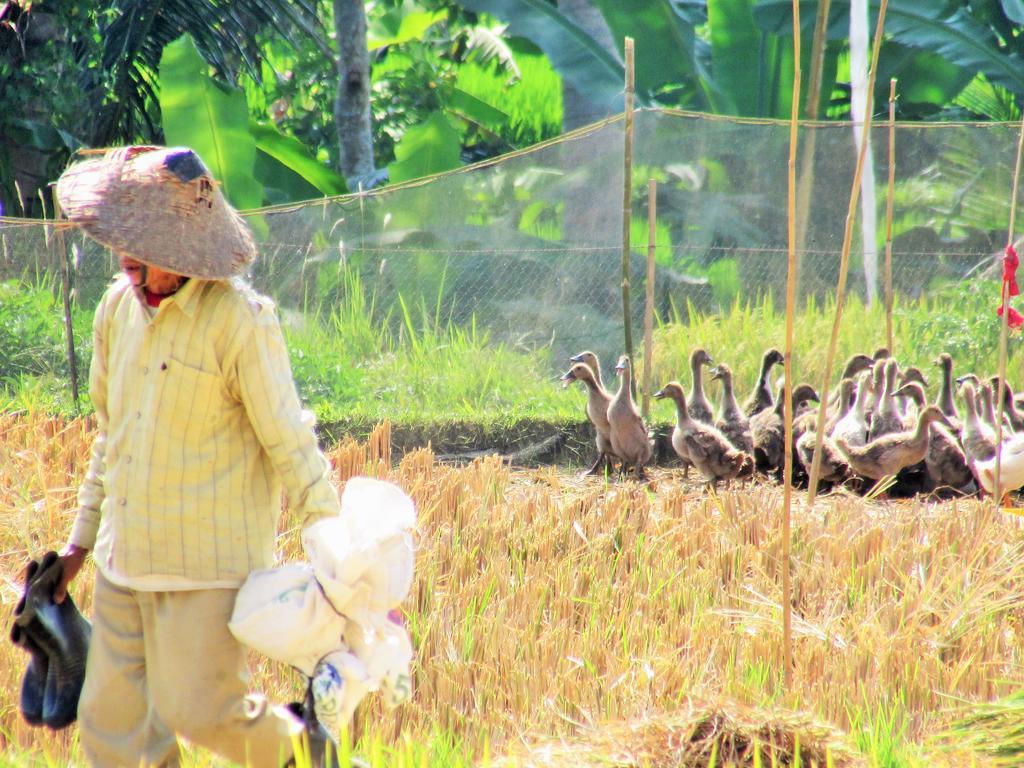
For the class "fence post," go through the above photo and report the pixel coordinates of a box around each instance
[621,37,635,369]
[994,115,1024,510]
[643,180,656,419]
[781,0,805,694]
[884,79,897,355]
[51,189,81,412]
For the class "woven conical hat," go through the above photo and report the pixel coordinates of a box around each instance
[55,145,256,279]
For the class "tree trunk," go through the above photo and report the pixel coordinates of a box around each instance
[557,0,620,131]
[333,0,374,184]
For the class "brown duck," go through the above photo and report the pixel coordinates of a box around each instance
[935,353,960,425]
[864,358,887,419]
[569,351,605,390]
[830,371,872,448]
[836,406,953,481]
[743,348,784,418]
[608,355,652,479]
[710,363,753,454]
[686,348,715,425]
[796,428,850,486]
[561,361,615,475]
[869,359,904,441]
[989,375,1024,432]
[958,381,996,480]
[895,381,972,493]
[654,381,752,486]
[751,383,820,476]
[899,366,928,389]
[825,354,874,413]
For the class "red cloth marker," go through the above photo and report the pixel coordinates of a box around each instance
[998,245,1023,329]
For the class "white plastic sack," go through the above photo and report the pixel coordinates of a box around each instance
[230,476,417,714]
[228,564,344,677]
[311,613,414,734]
[301,477,416,623]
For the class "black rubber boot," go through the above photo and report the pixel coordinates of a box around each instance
[15,551,92,730]
[10,559,48,726]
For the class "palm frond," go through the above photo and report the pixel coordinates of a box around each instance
[83,0,330,145]
[464,25,521,82]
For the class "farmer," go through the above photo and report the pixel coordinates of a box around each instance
[51,146,343,767]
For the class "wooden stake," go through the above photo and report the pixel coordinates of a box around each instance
[50,189,81,412]
[994,116,1024,510]
[782,0,803,693]
[621,37,636,367]
[643,179,657,419]
[806,0,890,506]
[884,79,897,355]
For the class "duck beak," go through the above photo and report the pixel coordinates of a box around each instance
[709,366,722,380]
[569,354,583,364]
[559,370,574,388]
[653,388,666,399]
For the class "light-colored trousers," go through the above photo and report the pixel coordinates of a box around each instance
[79,572,303,768]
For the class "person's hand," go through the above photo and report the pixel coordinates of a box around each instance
[55,545,89,604]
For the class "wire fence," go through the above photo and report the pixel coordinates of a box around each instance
[0,108,1017,399]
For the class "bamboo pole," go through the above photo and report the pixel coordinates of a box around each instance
[883,79,897,355]
[993,117,1024,510]
[621,38,636,368]
[50,189,81,411]
[643,180,657,419]
[806,0,889,506]
[781,0,804,693]
[794,0,834,295]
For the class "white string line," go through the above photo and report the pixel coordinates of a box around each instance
[249,242,998,260]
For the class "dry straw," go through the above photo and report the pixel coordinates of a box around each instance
[3,417,1024,764]
[492,698,866,768]
[54,145,256,279]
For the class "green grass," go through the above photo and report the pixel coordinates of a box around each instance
[648,279,1020,402]
[281,280,580,425]
[2,275,1020,431]
[455,49,563,148]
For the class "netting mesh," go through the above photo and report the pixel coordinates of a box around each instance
[0,109,1018,403]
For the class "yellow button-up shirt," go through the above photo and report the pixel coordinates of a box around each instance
[70,275,340,588]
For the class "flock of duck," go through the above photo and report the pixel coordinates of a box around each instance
[560,347,1024,499]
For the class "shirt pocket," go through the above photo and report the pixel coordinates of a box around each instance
[158,357,232,446]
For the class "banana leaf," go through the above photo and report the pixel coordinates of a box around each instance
[158,34,264,213]
[250,122,348,197]
[387,112,463,184]
[591,0,706,101]
[451,0,625,112]
[753,0,1024,96]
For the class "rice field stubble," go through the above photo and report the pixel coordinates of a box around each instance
[0,412,1021,765]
